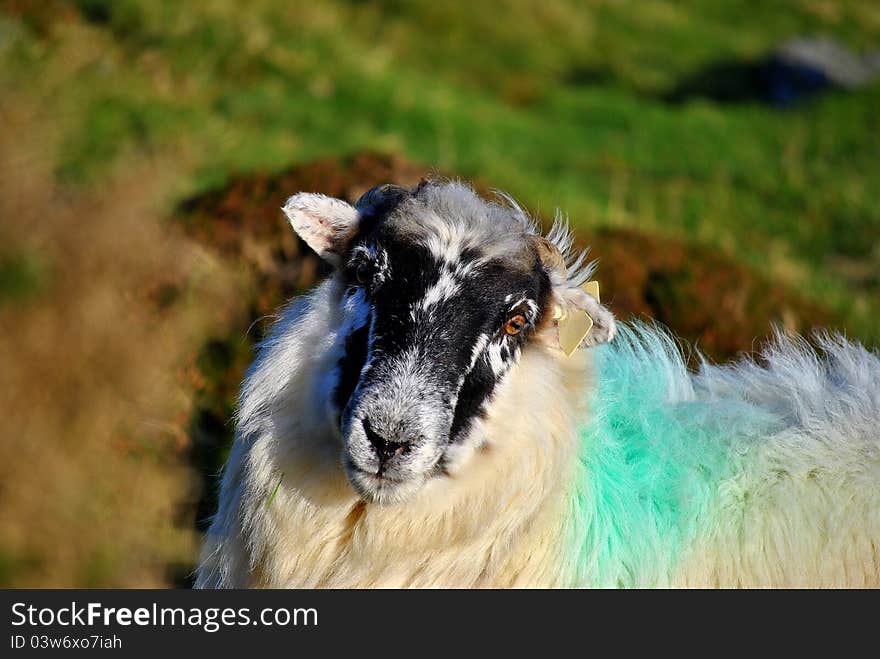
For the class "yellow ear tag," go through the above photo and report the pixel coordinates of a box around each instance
[558,310,593,357]
[582,280,600,304]
[557,281,600,357]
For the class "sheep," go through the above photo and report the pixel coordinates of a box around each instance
[195,180,880,588]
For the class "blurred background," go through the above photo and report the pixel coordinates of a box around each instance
[1,0,878,587]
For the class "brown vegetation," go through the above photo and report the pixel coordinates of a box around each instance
[0,102,246,587]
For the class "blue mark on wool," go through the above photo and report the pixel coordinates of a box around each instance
[564,323,786,586]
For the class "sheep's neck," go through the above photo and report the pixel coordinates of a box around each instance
[261,343,592,588]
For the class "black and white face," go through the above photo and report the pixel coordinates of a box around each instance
[284,183,615,504]
[333,222,551,503]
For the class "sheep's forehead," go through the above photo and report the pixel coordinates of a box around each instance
[363,224,540,308]
[363,221,538,307]
[381,186,538,272]
[349,182,547,321]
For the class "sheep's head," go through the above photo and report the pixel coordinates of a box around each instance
[283,181,615,504]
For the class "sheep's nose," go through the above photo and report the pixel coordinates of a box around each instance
[362,418,410,474]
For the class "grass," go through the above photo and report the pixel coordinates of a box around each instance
[0,0,878,586]
[265,475,284,510]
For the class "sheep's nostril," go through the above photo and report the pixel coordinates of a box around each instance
[362,418,411,470]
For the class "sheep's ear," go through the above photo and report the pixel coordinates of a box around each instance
[552,283,616,354]
[282,193,359,267]
[532,236,616,354]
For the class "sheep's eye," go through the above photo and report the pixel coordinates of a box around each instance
[355,261,372,285]
[504,314,527,336]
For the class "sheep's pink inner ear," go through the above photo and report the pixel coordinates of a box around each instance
[282,193,360,267]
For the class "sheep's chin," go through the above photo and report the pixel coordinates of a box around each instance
[345,464,430,505]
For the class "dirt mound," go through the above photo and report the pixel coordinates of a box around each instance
[179,151,832,362]
[583,227,830,362]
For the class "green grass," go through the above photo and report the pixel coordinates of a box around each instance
[2,0,879,342]
[0,251,49,307]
